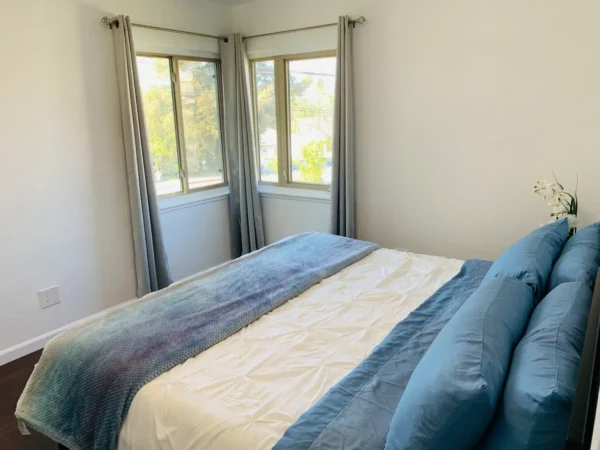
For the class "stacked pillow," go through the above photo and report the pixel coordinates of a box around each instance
[385,219,570,450]
[481,222,600,449]
[482,218,569,298]
[549,222,600,290]
[480,282,592,449]
[384,277,534,450]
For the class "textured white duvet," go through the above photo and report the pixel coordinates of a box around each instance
[118,249,463,450]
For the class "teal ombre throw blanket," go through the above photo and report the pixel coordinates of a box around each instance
[16,233,379,450]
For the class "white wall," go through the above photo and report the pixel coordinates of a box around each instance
[233,0,600,261]
[160,192,232,280]
[4,0,600,363]
[260,191,330,244]
[0,0,233,363]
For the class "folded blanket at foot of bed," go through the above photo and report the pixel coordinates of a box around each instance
[15,232,379,450]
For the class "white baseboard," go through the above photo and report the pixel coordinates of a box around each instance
[0,325,70,367]
[0,302,131,367]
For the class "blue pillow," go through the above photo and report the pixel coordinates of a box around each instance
[480,282,592,450]
[385,277,534,450]
[549,222,600,291]
[484,219,569,298]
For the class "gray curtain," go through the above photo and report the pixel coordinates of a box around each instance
[112,15,172,297]
[220,34,266,257]
[330,16,356,238]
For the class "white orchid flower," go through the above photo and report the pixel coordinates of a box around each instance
[557,193,573,210]
[534,180,549,195]
[535,173,578,232]
[545,195,558,207]
[547,183,563,193]
[551,205,567,216]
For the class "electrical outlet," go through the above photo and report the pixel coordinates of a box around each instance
[38,286,61,309]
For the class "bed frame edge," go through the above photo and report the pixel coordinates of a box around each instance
[567,269,600,450]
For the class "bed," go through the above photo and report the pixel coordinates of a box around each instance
[15,225,600,450]
[118,249,463,450]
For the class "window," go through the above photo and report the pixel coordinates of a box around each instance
[137,54,226,197]
[251,52,337,188]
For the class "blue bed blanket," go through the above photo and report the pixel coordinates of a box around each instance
[275,259,492,450]
[15,232,379,450]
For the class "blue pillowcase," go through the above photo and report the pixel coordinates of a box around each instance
[480,282,593,450]
[483,219,569,298]
[385,277,534,450]
[549,222,600,291]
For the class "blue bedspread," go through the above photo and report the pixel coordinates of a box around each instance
[16,233,379,450]
[275,259,492,450]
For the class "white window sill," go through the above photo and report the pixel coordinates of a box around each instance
[258,184,331,204]
[158,187,230,213]
[157,185,331,212]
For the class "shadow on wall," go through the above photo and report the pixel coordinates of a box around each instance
[77,2,137,307]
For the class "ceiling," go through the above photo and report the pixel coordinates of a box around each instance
[209,0,256,5]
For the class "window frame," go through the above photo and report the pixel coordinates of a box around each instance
[250,50,337,191]
[137,52,228,198]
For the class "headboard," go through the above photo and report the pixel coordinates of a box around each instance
[568,269,600,450]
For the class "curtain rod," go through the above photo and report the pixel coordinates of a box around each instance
[101,15,367,43]
[101,17,229,42]
[243,16,367,40]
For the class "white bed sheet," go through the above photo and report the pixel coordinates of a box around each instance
[118,249,463,450]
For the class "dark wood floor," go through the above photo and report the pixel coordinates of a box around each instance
[0,351,56,450]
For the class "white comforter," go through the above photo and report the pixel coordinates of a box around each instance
[118,249,463,450]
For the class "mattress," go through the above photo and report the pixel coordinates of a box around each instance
[118,249,464,450]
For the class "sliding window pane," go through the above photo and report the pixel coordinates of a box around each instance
[254,60,278,183]
[178,60,225,190]
[288,57,336,185]
[137,56,182,196]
